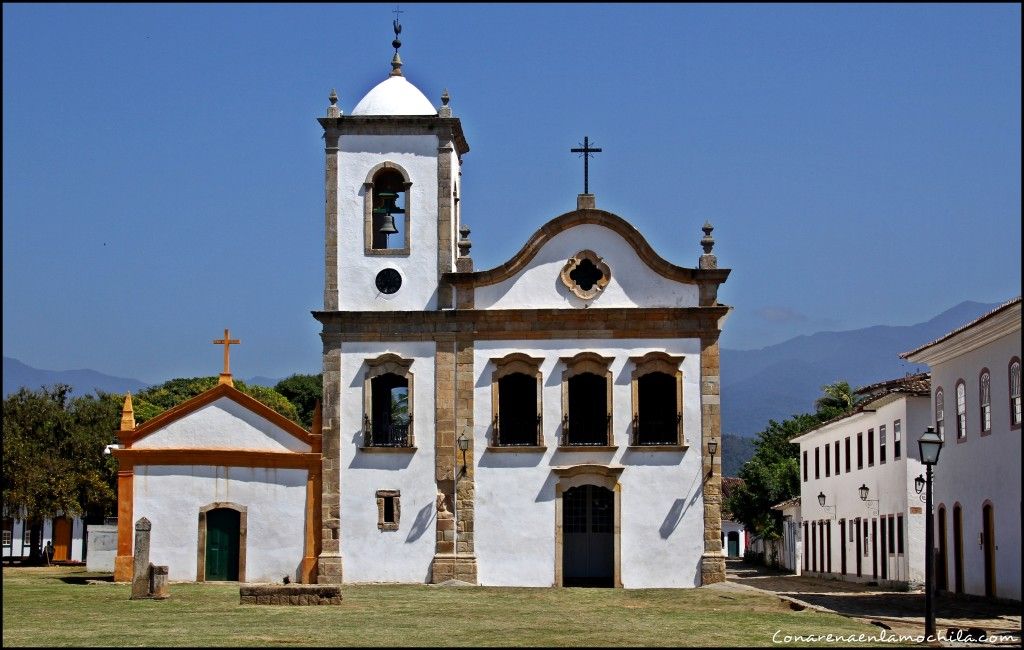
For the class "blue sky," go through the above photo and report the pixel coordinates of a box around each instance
[3,3,1020,384]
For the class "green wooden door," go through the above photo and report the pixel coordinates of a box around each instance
[205,509,239,581]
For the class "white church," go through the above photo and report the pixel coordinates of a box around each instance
[113,22,732,589]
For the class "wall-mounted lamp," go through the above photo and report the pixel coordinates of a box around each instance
[457,433,470,474]
[858,483,879,514]
[817,492,836,519]
[707,438,719,478]
[914,474,926,495]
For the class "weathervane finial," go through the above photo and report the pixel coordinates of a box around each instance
[390,5,404,77]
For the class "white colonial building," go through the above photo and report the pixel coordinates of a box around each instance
[311,25,732,588]
[111,383,322,584]
[792,374,932,587]
[901,296,1021,601]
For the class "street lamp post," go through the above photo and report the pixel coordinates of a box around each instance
[918,426,944,641]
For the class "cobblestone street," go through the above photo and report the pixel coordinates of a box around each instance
[721,559,1021,646]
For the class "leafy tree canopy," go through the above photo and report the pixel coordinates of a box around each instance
[725,380,862,543]
[273,374,322,428]
[2,385,117,524]
[130,377,301,426]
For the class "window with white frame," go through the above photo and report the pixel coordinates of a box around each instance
[935,388,945,438]
[955,380,966,440]
[2,519,12,547]
[1010,358,1021,427]
[893,419,902,459]
[23,526,31,545]
[879,424,886,464]
[979,370,991,433]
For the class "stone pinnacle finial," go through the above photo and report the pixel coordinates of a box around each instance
[327,88,341,118]
[390,13,404,76]
[120,393,136,431]
[456,223,473,271]
[699,221,717,269]
[439,88,451,117]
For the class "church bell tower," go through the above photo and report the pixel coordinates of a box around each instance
[318,18,470,313]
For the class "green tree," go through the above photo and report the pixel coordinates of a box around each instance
[726,380,862,547]
[132,377,300,425]
[814,380,861,419]
[273,374,322,428]
[2,385,118,559]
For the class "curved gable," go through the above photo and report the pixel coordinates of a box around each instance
[450,209,723,310]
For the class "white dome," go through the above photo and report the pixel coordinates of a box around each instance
[351,75,436,116]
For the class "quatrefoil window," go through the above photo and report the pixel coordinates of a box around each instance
[560,250,611,300]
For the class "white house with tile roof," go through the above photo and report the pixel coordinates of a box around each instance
[901,296,1021,601]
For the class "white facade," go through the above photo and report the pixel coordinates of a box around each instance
[318,54,731,588]
[113,386,317,583]
[793,386,931,587]
[472,338,705,588]
[903,297,1021,601]
[338,341,438,583]
[721,519,747,558]
[474,225,700,310]
[335,134,442,312]
[772,498,802,573]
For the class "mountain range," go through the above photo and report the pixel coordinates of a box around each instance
[720,300,1000,437]
[3,300,1000,444]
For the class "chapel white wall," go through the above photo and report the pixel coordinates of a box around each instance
[335,134,440,311]
[133,464,309,582]
[929,329,1021,600]
[474,225,700,310]
[132,397,311,452]
[472,338,706,588]
[337,341,438,583]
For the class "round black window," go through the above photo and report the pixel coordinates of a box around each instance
[375,268,402,294]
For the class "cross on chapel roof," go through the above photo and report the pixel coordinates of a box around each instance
[213,328,240,387]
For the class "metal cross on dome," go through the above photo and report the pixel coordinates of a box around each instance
[570,136,602,195]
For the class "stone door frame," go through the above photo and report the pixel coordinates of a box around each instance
[196,502,247,582]
[552,464,623,588]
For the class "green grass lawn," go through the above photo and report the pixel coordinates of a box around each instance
[2,566,894,647]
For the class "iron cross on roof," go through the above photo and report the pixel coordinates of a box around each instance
[570,136,602,195]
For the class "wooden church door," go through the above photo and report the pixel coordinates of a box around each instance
[205,508,240,581]
[563,485,614,587]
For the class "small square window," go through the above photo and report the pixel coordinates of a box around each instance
[376,490,400,531]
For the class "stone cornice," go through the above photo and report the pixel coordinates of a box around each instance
[902,301,1021,366]
[312,306,730,341]
[317,115,469,156]
[442,209,731,290]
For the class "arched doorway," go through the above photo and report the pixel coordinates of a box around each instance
[982,503,996,598]
[197,503,247,582]
[553,464,622,588]
[727,531,740,557]
[562,485,614,586]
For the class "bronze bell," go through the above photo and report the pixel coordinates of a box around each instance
[375,191,403,235]
[378,213,399,235]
